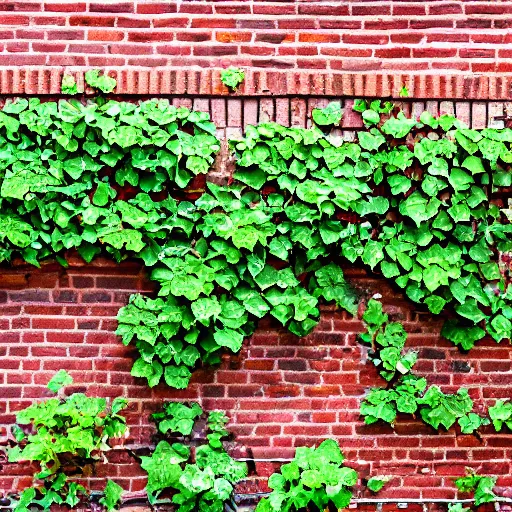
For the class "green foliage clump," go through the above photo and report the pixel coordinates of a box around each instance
[141,405,247,510]
[220,67,245,91]
[3,94,512,391]
[8,371,127,512]
[488,399,512,431]
[61,74,78,95]
[360,299,417,381]
[360,374,489,433]
[85,69,117,94]
[454,469,497,506]
[255,439,358,512]
[366,476,391,493]
[312,102,343,127]
[152,401,203,436]
[233,98,512,355]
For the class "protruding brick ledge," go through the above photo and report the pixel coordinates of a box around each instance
[1,67,511,100]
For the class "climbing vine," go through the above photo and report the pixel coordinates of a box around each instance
[2,92,512,507]
[0,96,511,389]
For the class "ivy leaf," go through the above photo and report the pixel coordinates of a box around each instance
[47,370,73,393]
[399,191,441,227]
[85,69,117,93]
[99,480,123,512]
[381,112,416,138]
[213,328,244,352]
[131,358,163,387]
[312,102,343,126]
[367,476,390,493]
[164,365,192,389]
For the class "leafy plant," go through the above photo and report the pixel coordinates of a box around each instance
[360,299,417,381]
[220,67,245,91]
[85,69,117,93]
[454,469,497,506]
[1,94,512,392]
[488,399,512,431]
[8,371,128,511]
[360,374,489,433]
[141,406,247,510]
[61,74,78,95]
[312,102,343,127]
[366,476,391,493]
[152,401,203,436]
[255,439,358,512]
[99,480,124,512]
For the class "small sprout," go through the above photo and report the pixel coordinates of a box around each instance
[399,85,409,97]
[220,67,245,91]
[61,74,77,95]
[99,480,123,512]
[85,69,117,94]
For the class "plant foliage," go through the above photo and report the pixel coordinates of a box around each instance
[360,299,417,381]
[255,439,357,512]
[2,96,512,392]
[360,374,489,433]
[220,68,245,91]
[141,405,247,510]
[454,469,497,506]
[8,371,128,511]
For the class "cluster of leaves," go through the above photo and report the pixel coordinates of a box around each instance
[0,97,219,268]
[220,68,245,91]
[454,469,497,506]
[116,182,358,388]
[360,374,489,433]
[255,439,358,512]
[151,401,203,436]
[4,95,512,391]
[8,371,126,512]
[140,404,247,511]
[233,99,512,352]
[61,69,117,95]
[360,299,417,381]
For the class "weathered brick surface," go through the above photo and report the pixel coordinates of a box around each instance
[0,98,511,508]
[0,1,512,97]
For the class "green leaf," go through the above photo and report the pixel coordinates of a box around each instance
[312,102,343,126]
[99,480,123,512]
[213,328,244,352]
[381,112,416,138]
[47,370,73,393]
[85,69,117,93]
[367,477,389,493]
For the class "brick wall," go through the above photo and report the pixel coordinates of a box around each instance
[1,1,512,98]
[1,97,512,509]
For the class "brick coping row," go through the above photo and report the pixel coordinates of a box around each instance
[0,67,511,99]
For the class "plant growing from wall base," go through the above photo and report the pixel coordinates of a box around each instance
[8,371,128,512]
[141,404,247,510]
[255,439,358,512]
